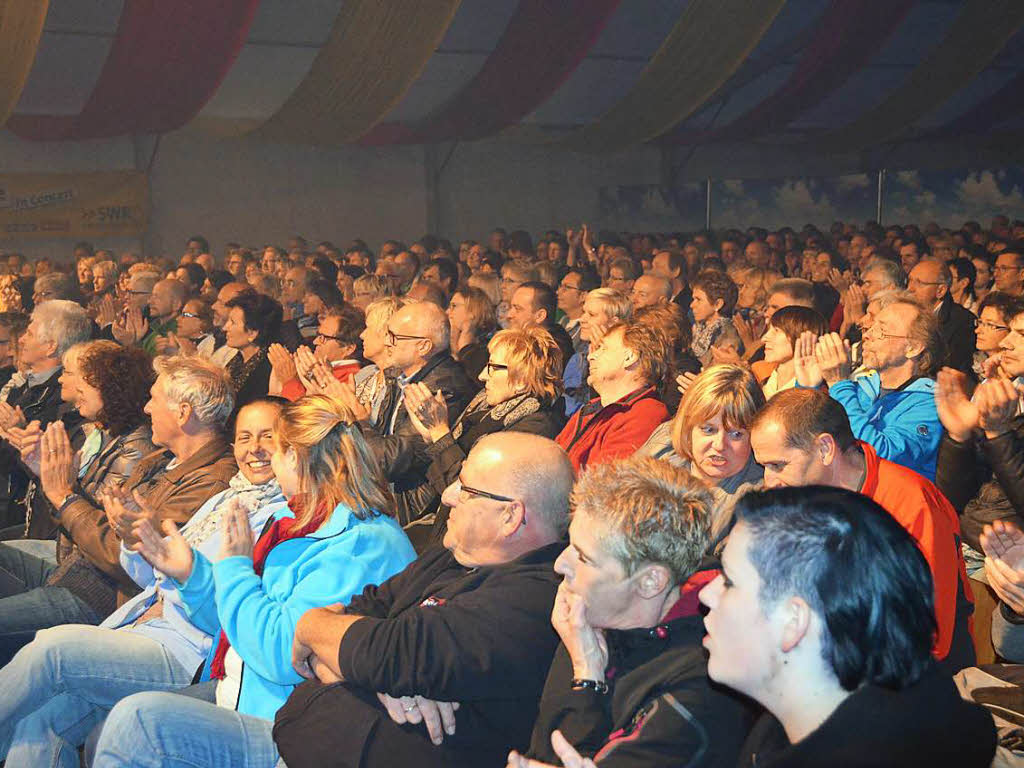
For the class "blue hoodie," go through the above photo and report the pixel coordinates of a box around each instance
[828,371,941,481]
[175,502,416,721]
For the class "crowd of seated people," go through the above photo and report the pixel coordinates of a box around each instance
[0,215,1020,765]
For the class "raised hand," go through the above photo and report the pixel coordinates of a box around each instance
[96,294,119,327]
[133,517,195,583]
[793,331,823,388]
[676,371,697,397]
[39,421,79,507]
[267,343,298,385]
[814,332,852,386]
[218,500,255,560]
[167,331,197,356]
[981,520,1024,615]
[294,345,318,387]
[403,382,450,443]
[934,367,979,442]
[710,344,744,367]
[0,401,26,432]
[12,420,43,475]
[101,486,152,548]
[976,377,1021,439]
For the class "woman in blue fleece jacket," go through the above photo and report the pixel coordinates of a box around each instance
[94,394,416,768]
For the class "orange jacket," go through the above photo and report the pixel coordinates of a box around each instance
[860,441,975,666]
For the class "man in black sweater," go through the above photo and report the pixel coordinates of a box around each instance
[277,432,574,768]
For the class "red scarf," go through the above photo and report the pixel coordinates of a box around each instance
[210,497,328,680]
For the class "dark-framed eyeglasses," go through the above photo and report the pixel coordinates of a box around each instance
[456,478,515,503]
[386,328,428,346]
[316,332,348,344]
[484,361,509,375]
[126,289,151,296]
[559,283,584,292]
[977,319,1010,332]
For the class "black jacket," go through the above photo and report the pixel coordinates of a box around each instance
[366,353,477,490]
[739,666,995,767]
[935,415,1024,552]
[274,541,564,768]
[544,321,576,373]
[392,390,565,529]
[527,594,751,768]
[936,293,977,375]
[0,369,68,531]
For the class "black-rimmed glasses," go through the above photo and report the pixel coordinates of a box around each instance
[386,329,428,346]
[484,361,509,375]
[456,478,516,503]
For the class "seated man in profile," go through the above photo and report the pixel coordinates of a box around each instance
[510,456,751,768]
[276,432,574,768]
[750,387,975,673]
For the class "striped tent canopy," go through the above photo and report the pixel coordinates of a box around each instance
[4,0,1023,172]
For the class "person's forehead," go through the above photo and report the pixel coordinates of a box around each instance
[1009,315,1024,333]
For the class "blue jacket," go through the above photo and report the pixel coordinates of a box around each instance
[104,485,284,676]
[176,502,416,721]
[828,371,941,481]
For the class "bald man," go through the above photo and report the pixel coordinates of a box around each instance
[629,274,672,310]
[908,258,976,374]
[277,432,574,768]
[366,301,477,490]
[139,279,186,356]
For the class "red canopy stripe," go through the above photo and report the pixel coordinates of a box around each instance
[8,0,260,141]
[357,0,622,146]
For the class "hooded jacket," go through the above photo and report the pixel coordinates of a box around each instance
[739,666,996,767]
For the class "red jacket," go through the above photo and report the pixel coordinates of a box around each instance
[860,441,975,666]
[281,360,361,401]
[556,386,668,473]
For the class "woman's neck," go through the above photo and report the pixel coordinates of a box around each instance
[239,344,260,362]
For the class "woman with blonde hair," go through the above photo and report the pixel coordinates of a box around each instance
[93,394,417,766]
[397,326,568,543]
[351,273,392,312]
[352,296,405,427]
[447,285,498,380]
[639,364,764,547]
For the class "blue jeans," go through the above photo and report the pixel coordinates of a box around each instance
[94,690,279,768]
[0,623,196,768]
[0,539,100,666]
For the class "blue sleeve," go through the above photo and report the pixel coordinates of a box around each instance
[829,381,941,473]
[120,544,156,589]
[212,524,415,686]
[174,549,222,636]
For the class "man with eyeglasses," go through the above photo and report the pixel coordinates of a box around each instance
[556,268,598,349]
[796,298,943,481]
[279,432,573,768]
[936,304,1024,593]
[908,258,976,374]
[365,302,475,490]
[992,248,1024,297]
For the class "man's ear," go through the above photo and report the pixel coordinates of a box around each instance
[175,400,193,428]
[634,563,671,600]
[815,433,838,467]
[779,595,812,653]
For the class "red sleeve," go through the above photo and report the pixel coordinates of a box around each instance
[281,377,307,402]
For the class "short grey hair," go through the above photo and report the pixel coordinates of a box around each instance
[129,272,161,293]
[32,300,92,357]
[863,258,904,290]
[153,355,234,428]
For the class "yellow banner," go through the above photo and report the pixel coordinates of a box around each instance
[0,171,148,239]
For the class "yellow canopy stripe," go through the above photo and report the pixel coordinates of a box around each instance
[0,0,49,127]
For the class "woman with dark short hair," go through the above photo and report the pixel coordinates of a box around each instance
[223,292,283,414]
